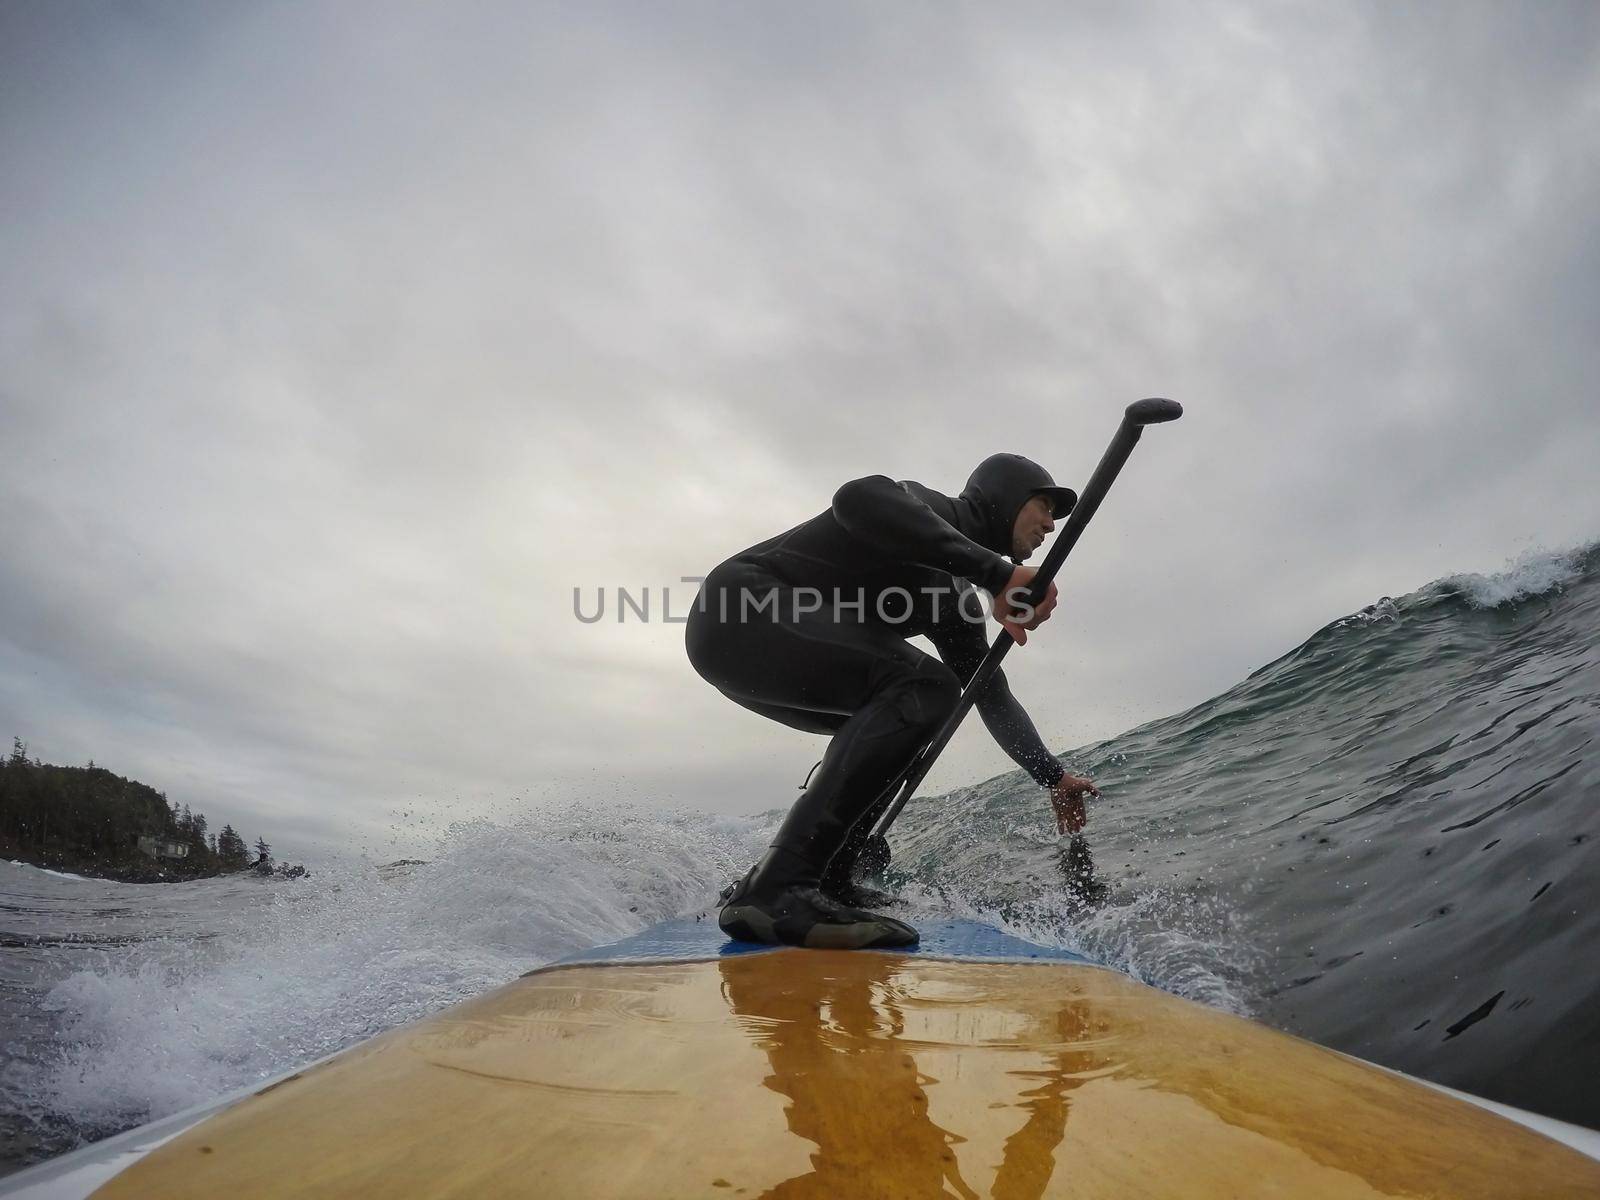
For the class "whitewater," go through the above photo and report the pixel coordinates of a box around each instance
[2,540,1596,1177]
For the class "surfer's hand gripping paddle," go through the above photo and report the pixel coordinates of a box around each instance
[867,397,1183,846]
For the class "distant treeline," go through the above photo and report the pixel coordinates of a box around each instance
[0,738,299,883]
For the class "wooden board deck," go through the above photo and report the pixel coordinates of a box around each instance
[92,943,1600,1198]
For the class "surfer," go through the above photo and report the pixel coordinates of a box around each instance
[686,453,1100,950]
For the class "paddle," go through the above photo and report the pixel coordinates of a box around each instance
[863,397,1183,851]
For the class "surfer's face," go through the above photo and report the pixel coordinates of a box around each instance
[1011,493,1056,559]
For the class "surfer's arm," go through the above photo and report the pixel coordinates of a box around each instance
[832,475,1013,596]
[928,603,1066,789]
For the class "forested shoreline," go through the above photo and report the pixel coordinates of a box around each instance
[0,739,301,883]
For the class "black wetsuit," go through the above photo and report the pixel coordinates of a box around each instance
[685,455,1074,947]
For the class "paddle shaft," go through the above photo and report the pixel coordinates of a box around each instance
[869,398,1182,841]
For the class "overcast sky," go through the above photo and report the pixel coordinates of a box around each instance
[2,1,1597,861]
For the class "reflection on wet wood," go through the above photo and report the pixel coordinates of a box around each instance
[95,952,1600,1198]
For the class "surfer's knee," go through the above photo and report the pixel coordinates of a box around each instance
[884,660,961,731]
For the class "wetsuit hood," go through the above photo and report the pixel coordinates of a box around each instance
[959,454,1078,556]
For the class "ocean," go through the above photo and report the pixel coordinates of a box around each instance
[2,541,1596,1177]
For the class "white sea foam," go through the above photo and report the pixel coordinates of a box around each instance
[1335,597,1400,628]
[32,804,764,1136]
[899,880,1262,1017]
[1435,544,1591,609]
[7,861,90,882]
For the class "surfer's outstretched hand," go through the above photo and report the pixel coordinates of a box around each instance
[1049,773,1099,835]
[996,564,1058,645]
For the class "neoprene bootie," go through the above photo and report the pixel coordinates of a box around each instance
[718,845,918,950]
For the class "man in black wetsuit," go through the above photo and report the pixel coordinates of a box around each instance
[686,453,1101,950]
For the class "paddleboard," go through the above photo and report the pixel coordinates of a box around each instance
[7,917,1600,1198]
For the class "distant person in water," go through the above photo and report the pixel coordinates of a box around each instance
[686,454,1100,950]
